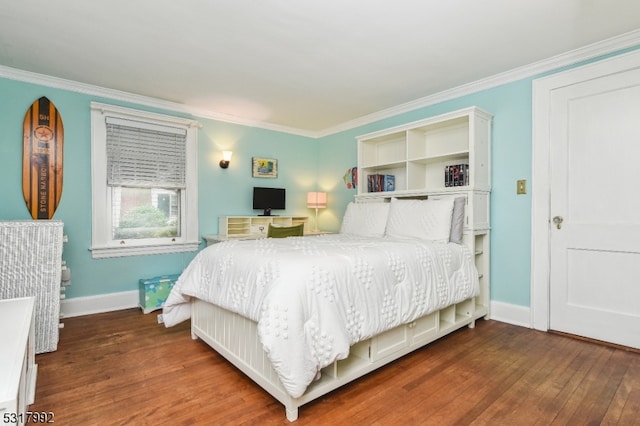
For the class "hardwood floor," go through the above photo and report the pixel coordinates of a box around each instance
[30,309,639,425]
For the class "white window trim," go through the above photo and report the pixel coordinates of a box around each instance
[90,102,200,258]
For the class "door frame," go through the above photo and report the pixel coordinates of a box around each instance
[531,49,640,332]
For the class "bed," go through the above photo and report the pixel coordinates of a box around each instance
[163,195,490,421]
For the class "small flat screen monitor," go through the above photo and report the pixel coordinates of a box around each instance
[252,187,285,216]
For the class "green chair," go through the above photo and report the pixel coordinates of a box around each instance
[267,223,304,238]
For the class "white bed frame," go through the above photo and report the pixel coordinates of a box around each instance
[190,190,491,421]
[190,227,490,421]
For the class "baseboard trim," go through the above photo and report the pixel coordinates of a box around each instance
[62,290,533,330]
[61,290,139,318]
[490,301,532,328]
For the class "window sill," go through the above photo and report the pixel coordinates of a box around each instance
[90,241,201,259]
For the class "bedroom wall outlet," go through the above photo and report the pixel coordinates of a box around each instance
[517,179,527,195]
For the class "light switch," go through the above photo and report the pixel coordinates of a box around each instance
[517,179,527,195]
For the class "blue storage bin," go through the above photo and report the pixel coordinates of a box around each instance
[138,274,180,314]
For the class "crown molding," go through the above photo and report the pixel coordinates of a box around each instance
[0,65,318,138]
[318,29,640,137]
[2,29,639,139]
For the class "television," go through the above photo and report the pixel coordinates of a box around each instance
[252,187,286,216]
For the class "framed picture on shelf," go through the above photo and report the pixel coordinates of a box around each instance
[252,157,278,178]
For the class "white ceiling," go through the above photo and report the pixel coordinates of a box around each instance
[1,1,640,135]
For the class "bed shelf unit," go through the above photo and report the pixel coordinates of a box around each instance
[356,106,492,327]
[357,106,491,195]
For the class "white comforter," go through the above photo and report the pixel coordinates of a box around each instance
[163,234,479,398]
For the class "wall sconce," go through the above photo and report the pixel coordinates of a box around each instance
[307,191,327,233]
[219,151,232,169]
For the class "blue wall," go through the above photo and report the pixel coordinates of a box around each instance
[316,46,640,310]
[1,45,636,307]
[0,77,318,299]
[317,80,533,307]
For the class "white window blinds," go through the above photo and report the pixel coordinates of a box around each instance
[106,117,187,189]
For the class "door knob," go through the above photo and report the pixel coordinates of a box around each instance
[552,216,563,229]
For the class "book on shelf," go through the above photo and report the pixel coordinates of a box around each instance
[367,174,395,192]
[445,164,469,187]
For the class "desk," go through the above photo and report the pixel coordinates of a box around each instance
[203,230,332,246]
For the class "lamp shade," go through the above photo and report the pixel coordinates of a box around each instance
[307,192,327,209]
[219,150,233,168]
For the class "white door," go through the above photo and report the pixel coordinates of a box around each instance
[548,66,640,349]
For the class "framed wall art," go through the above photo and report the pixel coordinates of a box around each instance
[252,157,278,178]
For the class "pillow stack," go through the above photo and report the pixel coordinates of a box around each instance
[340,196,465,243]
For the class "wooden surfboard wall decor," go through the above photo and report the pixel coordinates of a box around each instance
[22,97,64,219]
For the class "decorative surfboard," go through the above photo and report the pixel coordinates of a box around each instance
[22,97,64,219]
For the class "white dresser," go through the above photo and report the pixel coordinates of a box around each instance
[0,221,64,354]
[0,297,37,425]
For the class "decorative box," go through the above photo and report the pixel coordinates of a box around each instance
[138,274,180,314]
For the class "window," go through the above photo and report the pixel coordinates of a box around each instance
[90,102,199,258]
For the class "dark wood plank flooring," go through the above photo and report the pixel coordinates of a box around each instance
[29,309,640,425]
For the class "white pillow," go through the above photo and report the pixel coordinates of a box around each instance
[385,198,454,242]
[339,202,390,237]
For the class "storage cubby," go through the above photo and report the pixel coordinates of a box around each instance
[368,311,439,362]
[226,217,251,235]
[359,132,406,167]
[438,305,457,333]
[334,340,370,376]
[473,231,490,317]
[456,299,474,319]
